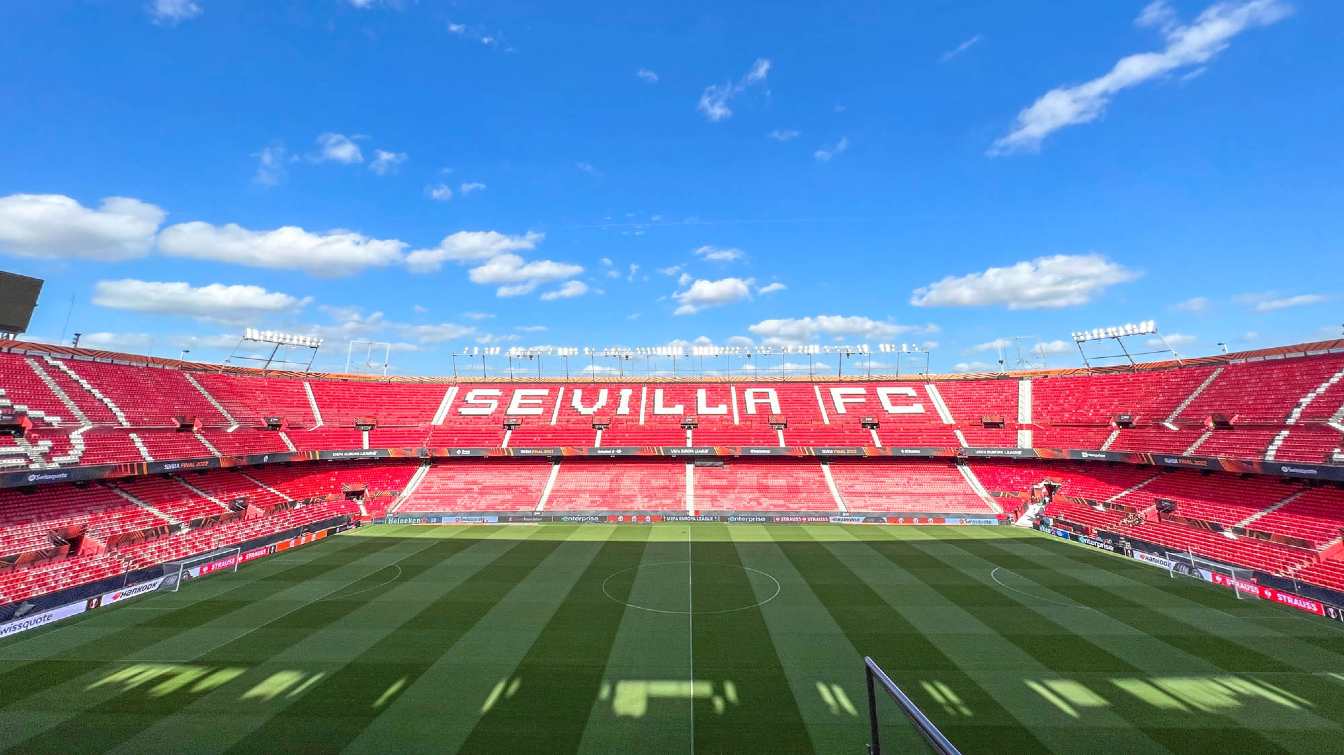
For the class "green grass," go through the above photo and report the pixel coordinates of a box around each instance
[3,523,1344,753]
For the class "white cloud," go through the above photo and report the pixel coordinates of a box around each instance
[426,184,454,202]
[813,137,849,162]
[469,254,584,297]
[0,194,165,261]
[1149,332,1197,348]
[401,322,476,343]
[405,230,542,272]
[540,280,590,301]
[673,277,754,315]
[974,337,1069,358]
[747,315,933,346]
[953,361,995,373]
[1034,339,1073,355]
[972,337,1014,353]
[77,332,156,350]
[910,254,1139,309]
[692,244,744,262]
[158,222,404,276]
[1238,292,1326,312]
[767,129,800,142]
[697,58,772,122]
[972,337,1069,358]
[940,33,983,62]
[1137,1,1180,33]
[515,325,548,333]
[991,0,1291,154]
[636,68,659,83]
[1175,295,1209,312]
[658,265,683,277]
[313,133,364,164]
[627,263,640,282]
[92,279,307,323]
[252,144,289,186]
[576,161,600,175]
[369,149,407,175]
[460,181,487,195]
[757,282,786,295]
[149,0,202,25]
[178,333,246,350]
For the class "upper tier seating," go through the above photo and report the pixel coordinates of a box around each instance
[3,345,1344,469]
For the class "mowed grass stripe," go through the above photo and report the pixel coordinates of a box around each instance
[110,529,519,754]
[959,531,1302,671]
[916,528,1330,752]
[0,534,403,724]
[888,528,1299,752]
[689,524,811,753]
[457,529,653,753]
[576,536,695,753]
[729,525,870,753]
[220,532,569,754]
[1000,532,1344,743]
[1016,531,1344,670]
[783,530,1052,753]
[4,534,464,751]
[342,526,618,753]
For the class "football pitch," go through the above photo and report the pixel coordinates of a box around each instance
[3,524,1344,754]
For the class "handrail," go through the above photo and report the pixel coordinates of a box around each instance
[864,656,960,755]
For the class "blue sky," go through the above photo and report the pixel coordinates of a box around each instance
[0,0,1339,376]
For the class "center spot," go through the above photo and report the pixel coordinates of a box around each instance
[602,561,781,615]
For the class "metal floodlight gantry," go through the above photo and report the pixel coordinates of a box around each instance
[1070,320,1157,343]
[229,327,324,372]
[439,340,934,379]
[243,328,324,349]
[1068,320,1176,368]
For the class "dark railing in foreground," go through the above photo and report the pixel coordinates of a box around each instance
[864,656,960,755]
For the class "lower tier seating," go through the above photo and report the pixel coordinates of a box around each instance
[399,460,552,512]
[694,459,836,511]
[545,459,686,511]
[829,459,994,513]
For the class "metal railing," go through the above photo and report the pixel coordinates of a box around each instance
[864,656,960,755]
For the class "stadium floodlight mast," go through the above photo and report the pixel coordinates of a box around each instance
[878,342,931,376]
[1069,320,1178,368]
[345,339,392,377]
[228,328,324,372]
[506,346,551,379]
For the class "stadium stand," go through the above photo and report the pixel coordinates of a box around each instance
[694,459,836,511]
[4,339,1344,607]
[398,459,551,512]
[830,458,997,513]
[0,461,416,605]
[545,459,686,511]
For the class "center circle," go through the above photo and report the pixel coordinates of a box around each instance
[601,561,782,615]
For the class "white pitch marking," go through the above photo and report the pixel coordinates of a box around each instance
[989,566,1095,611]
[688,526,695,755]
